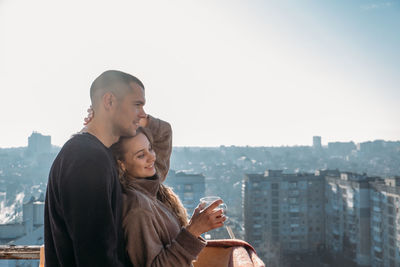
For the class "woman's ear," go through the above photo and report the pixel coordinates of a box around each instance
[117,160,126,172]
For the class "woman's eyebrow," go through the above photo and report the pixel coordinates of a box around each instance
[133,149,145,155]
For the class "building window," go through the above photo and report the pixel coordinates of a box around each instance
[289,182,297,189]
[184,184,193,191]
[388,206,394,215]
[184,192,194,200]
[389,217,394,226]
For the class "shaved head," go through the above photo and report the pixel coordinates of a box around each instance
[90,70,145,108]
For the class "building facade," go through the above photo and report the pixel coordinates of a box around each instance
[27,132,51,155]
[243,170,326,264]
[165,170,205,217]
[0,194,44,267]
[325,172,375,266]
[369,177,400,267]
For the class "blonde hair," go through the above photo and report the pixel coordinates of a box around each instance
[111,128,188,227]
[157,184,188,227]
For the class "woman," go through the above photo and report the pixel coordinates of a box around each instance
[110,115,226,267]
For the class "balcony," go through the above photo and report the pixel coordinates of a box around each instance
[372,215,381,222]
[289,206,300,213]
[1,242,265,267]
[373,235,382,243]
[373,245,382,253]
[288,190,300,197]
[372,195,380,202]
[253,224,262,229]
[349,235,357,244]
[0,245,43,266]
[332,228,340,235]
[373,206,381,212]
[373,226,381,232]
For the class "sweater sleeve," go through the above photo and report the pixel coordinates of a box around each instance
[145,115,172,182]
[60,150,122,266]
[123,208,206,267]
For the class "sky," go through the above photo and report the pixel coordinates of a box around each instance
[0,0,399,147]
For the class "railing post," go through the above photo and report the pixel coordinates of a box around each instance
[39,245,45,267]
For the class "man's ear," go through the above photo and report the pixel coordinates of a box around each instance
[103,92,115,111]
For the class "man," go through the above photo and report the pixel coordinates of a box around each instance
[44,70,146,266]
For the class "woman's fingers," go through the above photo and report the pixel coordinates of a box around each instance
[187,199,227,236]
[211,208,224,217]
[83,106,94,125]
[204,199,223,214]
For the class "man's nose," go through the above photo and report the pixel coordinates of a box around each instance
[139,108,147,118]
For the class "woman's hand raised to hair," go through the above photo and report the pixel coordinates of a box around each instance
[185,199,226,237]
[83,106,94,125]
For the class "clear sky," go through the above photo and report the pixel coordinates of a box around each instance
[1,0,399,147]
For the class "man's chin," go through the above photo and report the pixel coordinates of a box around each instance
[120,129,137,138]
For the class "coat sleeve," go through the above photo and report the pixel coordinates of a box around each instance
[145,115,172,182]
[123,208,206,267]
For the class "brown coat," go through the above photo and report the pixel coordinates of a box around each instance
[122,116,206,267]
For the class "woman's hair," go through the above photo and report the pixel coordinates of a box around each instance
[157,184,188,227]
[110,128,188,227]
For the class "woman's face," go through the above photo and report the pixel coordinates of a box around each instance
[120,133,156,178]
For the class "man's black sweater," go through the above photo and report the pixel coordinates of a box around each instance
[44,133,128,266]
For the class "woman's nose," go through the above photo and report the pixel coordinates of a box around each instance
[148,151,156,162]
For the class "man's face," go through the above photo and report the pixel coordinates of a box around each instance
[112,82,146,137]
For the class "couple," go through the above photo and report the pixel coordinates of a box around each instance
[44,70,226,266]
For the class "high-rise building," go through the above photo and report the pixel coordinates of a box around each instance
[369,177,400,267]
[325,172,377,266]
[165,170,205,216]
[313,136,322,149]
[243,170,326,263]
[327,141,357,156]
[27,132,51,155]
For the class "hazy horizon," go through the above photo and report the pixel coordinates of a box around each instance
[1,133,398,149]
[1,0,399,147]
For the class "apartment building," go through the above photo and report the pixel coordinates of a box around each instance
[0,194,44,267]
[369,177,400,267]
[27,132,51,155]
[243,170,326,263]
[325,172,376,266]
[165,170,205,216]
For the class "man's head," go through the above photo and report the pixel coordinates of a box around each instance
[90,70,146,138]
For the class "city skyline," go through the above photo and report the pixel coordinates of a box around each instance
[1,0,399,148]
[1,131,399,149]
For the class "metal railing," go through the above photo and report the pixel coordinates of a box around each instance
[0,245,44,267]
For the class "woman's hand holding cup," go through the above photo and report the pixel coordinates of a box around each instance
[186,199,226,237]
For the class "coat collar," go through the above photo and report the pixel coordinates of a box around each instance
[125,174,160,198]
